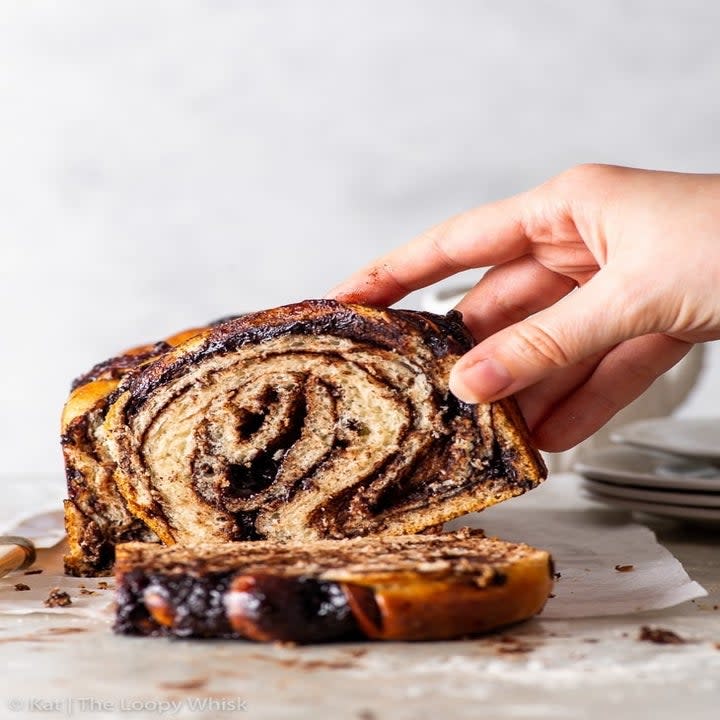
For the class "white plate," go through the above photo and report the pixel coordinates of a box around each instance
[582,487,720,523]
[610,417,720,461]
[582,477,720,508]
[574,446,720,491]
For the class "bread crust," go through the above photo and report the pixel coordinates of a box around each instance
[342,554,552,640]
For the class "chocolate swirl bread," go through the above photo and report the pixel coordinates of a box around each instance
[62,300,546,576]
[114,529,554,642]
[62,326,209,575]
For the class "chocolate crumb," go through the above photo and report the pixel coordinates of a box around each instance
[638,626,686,645]
[23,569,43,576]
[79,588,95,596]
[497,643,533,654]
[44,588,72,608]
[615,564,635,572]
[97,581,110,590]
[583,638,599,644]
[548,593,556,598]
[246,653,356,670]
[495,635,534,654]
[158,677,208,690]
[300,659,355,670]
[553,571,562,580]
[13,583,30,591]
[345,648,368,658]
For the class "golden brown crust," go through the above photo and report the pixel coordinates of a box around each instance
[343,553,552,641]
[492,397,547,488]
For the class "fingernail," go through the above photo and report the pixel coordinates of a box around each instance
[449,357,513,403]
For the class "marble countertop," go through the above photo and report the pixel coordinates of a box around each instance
[0,474,718,720]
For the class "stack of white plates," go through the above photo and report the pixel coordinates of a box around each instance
[574,418,720,523]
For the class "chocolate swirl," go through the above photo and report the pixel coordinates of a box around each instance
[102,300,545,547]
[62,317,245,575]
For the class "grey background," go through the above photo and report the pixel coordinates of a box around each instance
[2,1,719,473]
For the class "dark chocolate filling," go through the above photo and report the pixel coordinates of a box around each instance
[121,301,473,417]
[113,570,360,643]
[114,569,236,638]
[226,574,361,643]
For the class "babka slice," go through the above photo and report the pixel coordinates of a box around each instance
[114,529,554,642]
[62,300,546,576]
[61,326,207,576]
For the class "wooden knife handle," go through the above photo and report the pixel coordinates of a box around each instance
[0,536,36,577]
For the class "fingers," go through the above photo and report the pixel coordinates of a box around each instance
[514,351,605,431]
[449,269,653,403]
[327,192,533,306]
[531,334,693,451]
[454,256,578,342]
[327,163,620,307]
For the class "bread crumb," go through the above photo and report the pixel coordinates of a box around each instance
[44,588,72,608]
[638,626,686,644]
[495,635,534,654]
[158,677,207,690]
[345,648,368,658]
[13,583,30,591]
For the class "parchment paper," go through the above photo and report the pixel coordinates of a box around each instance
[0,473,706,620]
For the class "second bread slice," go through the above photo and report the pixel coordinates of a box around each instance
[114,528,554,643]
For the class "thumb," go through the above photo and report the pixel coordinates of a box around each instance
[449,271,648,403]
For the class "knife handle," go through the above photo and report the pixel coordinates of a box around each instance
[0,536,37,577]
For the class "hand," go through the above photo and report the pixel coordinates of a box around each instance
[328,164,720,451]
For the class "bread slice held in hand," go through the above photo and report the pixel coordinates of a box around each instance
[62,299,546,576]
[114,529,554,643]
